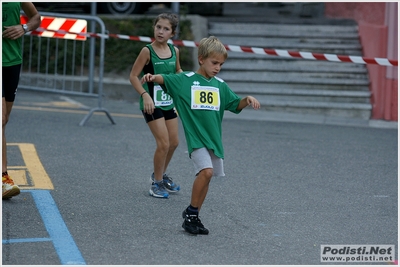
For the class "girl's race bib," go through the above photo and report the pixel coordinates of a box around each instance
[153,85,173,106]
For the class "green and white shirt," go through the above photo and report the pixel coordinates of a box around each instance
[161,71,242,159]
[2,2,22,67]
[140,43,177,111]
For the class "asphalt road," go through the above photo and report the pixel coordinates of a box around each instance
[5,2,397,265]
[2,90,397,265]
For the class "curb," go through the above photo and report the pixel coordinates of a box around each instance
[222,108,398,129]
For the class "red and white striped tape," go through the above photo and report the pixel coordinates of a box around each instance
[28,27,398,67]
[21,15,87,40]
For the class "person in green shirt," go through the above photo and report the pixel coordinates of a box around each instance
[142,36,261,235]
[129,13,182,199]
[2,2,41,199]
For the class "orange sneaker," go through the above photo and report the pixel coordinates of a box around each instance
[2,173,20,199]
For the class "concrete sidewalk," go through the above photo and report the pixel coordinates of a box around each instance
[100,3,397,129]
[223,108,398,129]
[100,77,397,130]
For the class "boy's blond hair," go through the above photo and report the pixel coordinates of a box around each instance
[198,36,228,60]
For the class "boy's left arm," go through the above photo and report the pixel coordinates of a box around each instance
[237,96,260,111]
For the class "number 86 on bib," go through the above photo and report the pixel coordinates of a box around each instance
[191,86,220,111]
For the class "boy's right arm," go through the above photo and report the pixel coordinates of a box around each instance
[141,74,164,85]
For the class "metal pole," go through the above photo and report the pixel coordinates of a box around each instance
[80,3,116,126]
[171,2,180,40]
[88,2,96,94]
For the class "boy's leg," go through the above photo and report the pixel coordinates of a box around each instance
[190,168,213,210]
[189,148,224,210]
[182,148,214,234]
[182,168,212,235]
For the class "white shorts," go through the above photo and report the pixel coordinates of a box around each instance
[191,147,225,177]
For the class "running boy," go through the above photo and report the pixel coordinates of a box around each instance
[130,13,182,198]
[142,36,261,234]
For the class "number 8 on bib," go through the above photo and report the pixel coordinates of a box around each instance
[191,86,220,111]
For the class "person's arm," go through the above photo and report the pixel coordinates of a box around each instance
[2,2,41,40]
[175,47,183,73]
[21,2,41,32]
[129,47,151,95]
[141,73,164,85]
[129,47,155,114]
[237,96,261,111]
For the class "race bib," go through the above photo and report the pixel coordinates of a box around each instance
[191,86,220,111]
[153,85,173,106]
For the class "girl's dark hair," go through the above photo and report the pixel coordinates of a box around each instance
[153,13,179,34]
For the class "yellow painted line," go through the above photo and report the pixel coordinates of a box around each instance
[19,101,83,108]
[13,105,143,118]
[8,169,29,185]
[8,166,27,169]
[7,143,54,190]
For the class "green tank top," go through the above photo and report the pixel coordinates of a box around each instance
[140,43,177,110]
[2,2,22,67]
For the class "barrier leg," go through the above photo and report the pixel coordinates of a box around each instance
[79,108,116,126]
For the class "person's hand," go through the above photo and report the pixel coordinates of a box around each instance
[142,93,155,114]
[141,73,155,84]
[2,25,25,40]
[247,96,260,110]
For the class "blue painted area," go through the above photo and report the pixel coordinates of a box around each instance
[28,190,86,265]
[3,237,52,244]
[2,190,86,264]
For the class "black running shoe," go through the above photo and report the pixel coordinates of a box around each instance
[182,209,209,235]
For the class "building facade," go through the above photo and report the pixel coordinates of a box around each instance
[325,2,398,121]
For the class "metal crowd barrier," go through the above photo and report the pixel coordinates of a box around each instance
[19,11,115,126]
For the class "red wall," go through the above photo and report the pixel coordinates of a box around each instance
[325,2,398,121]
[325,2,386,25]
[358,22,388,119]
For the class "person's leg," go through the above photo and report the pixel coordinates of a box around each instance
[145,112,171,198]
[2,97,8,174]
[142,108,170,181]
[148,117,170,182]
[182,148,214,234]
[160,115,181,192]
[182,168,212,235]
[2,100,14,168]
[163,116,179,174]
[2,65,20,172]
[190,168,213,210]
[2,65,21,199]
[191,151,225,209]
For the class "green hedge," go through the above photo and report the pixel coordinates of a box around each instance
[21,17,194,75]
[101,16,194,73]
